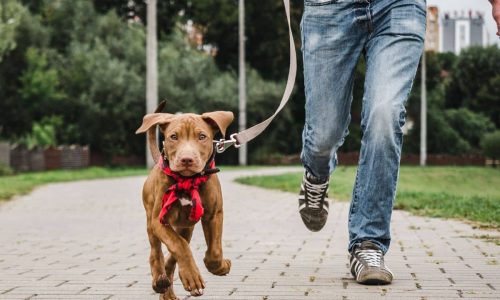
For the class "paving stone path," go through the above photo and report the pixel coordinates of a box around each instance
[0,167,499,300]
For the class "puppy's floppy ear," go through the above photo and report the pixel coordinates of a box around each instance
[136,100,173,134]
[135,113,174,134]
[201,111,234,137]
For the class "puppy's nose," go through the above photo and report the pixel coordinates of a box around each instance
[180,157,194,166]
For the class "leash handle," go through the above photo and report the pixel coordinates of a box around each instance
[215,0,297,152]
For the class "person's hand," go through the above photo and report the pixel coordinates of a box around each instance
[491,0,500,36]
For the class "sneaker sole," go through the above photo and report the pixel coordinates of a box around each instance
[356,271,393,285]
[299,210,328,232]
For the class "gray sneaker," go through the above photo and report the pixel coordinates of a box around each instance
[350,241,394,285]
[298,171,329,232]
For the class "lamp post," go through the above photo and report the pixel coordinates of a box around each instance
[238,0,247,166]
[146,0,158,168]
[420,50,427,166]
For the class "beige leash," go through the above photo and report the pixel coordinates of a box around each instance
[215,0,297,153]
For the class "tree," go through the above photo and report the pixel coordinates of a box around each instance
[0,3,50,138]
[19,48,65,118]
[56,11,147,157]
[0,0,27,61]
[92,0,188,37]
[183,0,302,80]
[90,1,304,81]
[155,28,288,163]
[2,0,498,163]
[445,46,500,118]
[477,75,500,127]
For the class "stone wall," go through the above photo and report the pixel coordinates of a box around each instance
[8,145,90,172]
[0,142,10,167]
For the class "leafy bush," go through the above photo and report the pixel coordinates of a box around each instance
[481,131,500,161]
[427,108,471,154]
[445,108,495,150]
[18,116,61,149]
[0,164,14,176]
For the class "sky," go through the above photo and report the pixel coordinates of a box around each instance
[427,0,500,46]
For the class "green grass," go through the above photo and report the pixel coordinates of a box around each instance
[0,167,148,201]
[0,165,260,202]
[236,166,500,227]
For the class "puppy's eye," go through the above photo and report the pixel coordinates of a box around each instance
[199,133,207,140]
[170,134,178,140]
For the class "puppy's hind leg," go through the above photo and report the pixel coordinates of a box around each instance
[162,226,195,300]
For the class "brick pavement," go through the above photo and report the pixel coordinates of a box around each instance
[0,167,498,299]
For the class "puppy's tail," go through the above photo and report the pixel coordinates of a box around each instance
[147,127,161,165]
[147,101,166,164]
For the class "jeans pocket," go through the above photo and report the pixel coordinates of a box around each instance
[389,2,427,40]
[304,0,338,6]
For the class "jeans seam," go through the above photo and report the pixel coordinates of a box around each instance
[348,165,361,226]
[366,0,374,34]
[304,0,339,6]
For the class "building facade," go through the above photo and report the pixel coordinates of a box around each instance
[442,11,488,54]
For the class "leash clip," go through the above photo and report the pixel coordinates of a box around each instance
[214,133,241,153]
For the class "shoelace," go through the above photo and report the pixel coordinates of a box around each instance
[356,249,383,267]
[305,179,328,209]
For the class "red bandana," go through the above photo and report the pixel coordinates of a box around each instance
[159,159,215,223]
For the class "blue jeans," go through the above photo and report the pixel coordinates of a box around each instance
[300,0,426,253]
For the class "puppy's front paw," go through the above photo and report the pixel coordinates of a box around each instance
[152,274,171,293]
[204,258,231,276]
[178,265,205,297]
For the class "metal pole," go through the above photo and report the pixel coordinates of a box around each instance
[420,51,427,166]
[238,0,247,166]
[146,0,158,168]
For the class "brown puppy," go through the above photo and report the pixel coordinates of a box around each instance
[136,102,233,299]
